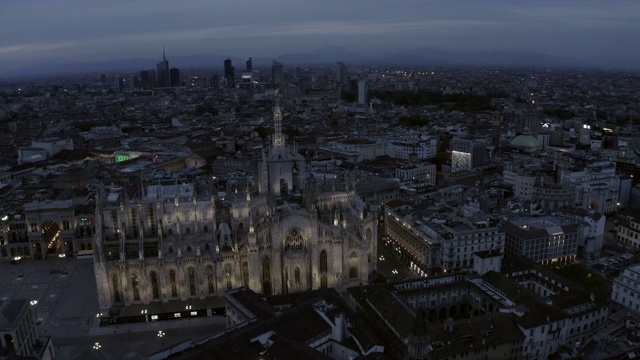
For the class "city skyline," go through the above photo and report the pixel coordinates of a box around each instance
[1,0,639,76]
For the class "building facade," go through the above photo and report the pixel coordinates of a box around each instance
[93,100,377,312]
[612,264,640,313]
[502,216,578,265]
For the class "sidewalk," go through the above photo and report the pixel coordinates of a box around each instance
[85,313,227,337]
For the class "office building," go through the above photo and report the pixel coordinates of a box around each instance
[169,68,180,87]
[336,62,347,86]
[358,80,367,105]
[612,264,640,313]
[140,70,155,90]
[502,216,578,265]
[224,58,235,88]
[272,60,284,88]
[245,56,252,72]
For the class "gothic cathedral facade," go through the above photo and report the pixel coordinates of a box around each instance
[93,100,377,311]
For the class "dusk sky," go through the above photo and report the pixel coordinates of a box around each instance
[1,0,639,73]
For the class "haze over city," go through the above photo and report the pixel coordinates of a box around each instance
[1,0,639,77]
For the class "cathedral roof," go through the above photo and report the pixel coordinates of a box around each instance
[265,148,304,161]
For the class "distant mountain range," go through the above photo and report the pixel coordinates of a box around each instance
[2,46,637,79]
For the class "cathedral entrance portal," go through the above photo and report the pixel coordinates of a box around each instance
[279,179,288,196]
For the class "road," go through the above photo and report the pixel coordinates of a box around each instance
[54,322,226,359]
[376,234,417,283]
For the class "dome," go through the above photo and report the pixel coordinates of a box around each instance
[510,128,541,150]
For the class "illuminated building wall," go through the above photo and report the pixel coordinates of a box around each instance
[451,151,471,173]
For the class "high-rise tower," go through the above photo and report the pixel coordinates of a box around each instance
[337,62,347,85]
[224,58,235,88]
[246,56,253,72]
[156,47,170,88]
[272,60,284,88]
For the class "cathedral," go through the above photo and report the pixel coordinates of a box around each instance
[93,99,377,311]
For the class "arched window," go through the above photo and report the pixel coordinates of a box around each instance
[349,251,358,259]
[131,273,140,301]
[168,228,174,236]
[150,271,159,300]
[320,275,328,289]
[112,274,121,303]
[203,226,209,233]
[205,243,211,251]
[320,250,328,273]
[365,228,372,242]
[242,262,249,287]
[262,256,271,296]
[262,257,270,281]
[284,228,304,251]
[225,264,233,291]
[238,222,244,230]
[206,265,215,294]
[188,267,196,296]
[186,245,192,253]
[185,227,191,234]
[349,266,358,279]
[170,270,178,298]
[295,267,301,288]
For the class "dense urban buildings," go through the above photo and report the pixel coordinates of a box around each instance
[1,59,640,359]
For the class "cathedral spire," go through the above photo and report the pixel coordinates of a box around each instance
[273,95,284,148]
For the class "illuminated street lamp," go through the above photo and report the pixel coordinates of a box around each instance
[158,330,166,348]
[93,342,101,350]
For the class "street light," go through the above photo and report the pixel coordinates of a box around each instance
[158,330,165,348]
[93,342,101,350]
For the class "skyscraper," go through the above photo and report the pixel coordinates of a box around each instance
[358,80,368,105]
[156,47,170,88]
[224,58,235,88]
[169,68,180,87]
[337,62,348,85]
[272,60,284,88]
[140,70,153,90]
[245,56,253,72]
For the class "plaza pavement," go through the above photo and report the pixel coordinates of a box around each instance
[0,256,227,359]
